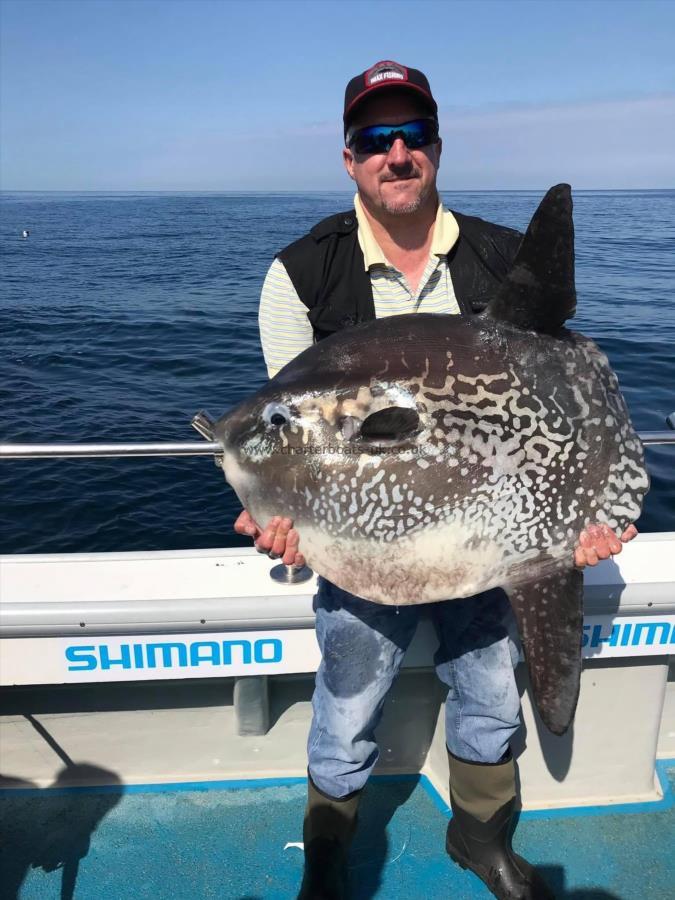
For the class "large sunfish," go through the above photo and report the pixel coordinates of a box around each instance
[206,185,649,735]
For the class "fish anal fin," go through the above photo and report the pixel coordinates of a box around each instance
[506,565,583,735]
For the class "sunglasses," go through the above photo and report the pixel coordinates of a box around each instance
[346,118,440,155]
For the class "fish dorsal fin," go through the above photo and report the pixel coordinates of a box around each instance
[486,183,576,335]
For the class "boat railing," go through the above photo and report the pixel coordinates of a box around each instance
[1,410,674,458]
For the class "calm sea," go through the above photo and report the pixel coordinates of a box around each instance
[1,190,673,554]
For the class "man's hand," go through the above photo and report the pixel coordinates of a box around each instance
[234,510,306,567]
[235,511,636,569]
[574,523,638,568]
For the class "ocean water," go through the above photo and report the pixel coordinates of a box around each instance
[0,190,673,554]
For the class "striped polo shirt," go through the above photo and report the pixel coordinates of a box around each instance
[259,194,461,378]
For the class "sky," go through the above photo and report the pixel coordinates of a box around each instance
[1,0,674,190]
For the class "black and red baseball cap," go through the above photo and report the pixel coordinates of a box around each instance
[343,60,438,138]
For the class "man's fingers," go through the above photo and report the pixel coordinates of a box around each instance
[621,523,638,543]
[599,524,621,552]
[270,517,293,559]
[582,547,599,567]
[576,529,598,566]
[251,515,301,562]
[586,525,612,560]
[233,510,251,533]
[578,529,593,548]
[255,516,281,552]
[607,533,623,554]
[576,525,617,567]
[282,528,302,566]
[234,510,261,538]
[580,522,637,564]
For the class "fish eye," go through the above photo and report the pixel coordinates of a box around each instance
[262,402,292,428]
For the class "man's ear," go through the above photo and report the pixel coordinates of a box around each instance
[343,147,356,181]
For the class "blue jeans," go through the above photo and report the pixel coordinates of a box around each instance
[308,577,521,799]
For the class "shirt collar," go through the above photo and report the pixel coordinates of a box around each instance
[353,193,460,271]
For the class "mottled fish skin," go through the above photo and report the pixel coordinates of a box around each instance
[208,183,650,737]
[213,312,649,608]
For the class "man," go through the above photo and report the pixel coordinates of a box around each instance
[236,61,636,900]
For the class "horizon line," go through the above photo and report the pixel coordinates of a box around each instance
[2,187,674,194]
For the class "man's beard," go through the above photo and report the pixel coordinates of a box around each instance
[380,177,432,215]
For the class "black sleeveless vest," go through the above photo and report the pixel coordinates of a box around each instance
[277,209,523,342]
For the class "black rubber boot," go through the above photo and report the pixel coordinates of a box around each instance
[296,774,361,900]
[445,750,555,900]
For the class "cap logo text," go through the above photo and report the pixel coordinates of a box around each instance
[365,61,408,87]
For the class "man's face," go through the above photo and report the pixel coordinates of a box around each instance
[343,92,442,216]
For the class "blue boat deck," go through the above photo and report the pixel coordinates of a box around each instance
[2,762,674,900]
